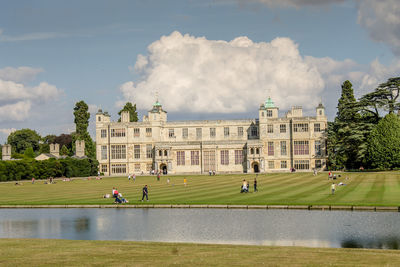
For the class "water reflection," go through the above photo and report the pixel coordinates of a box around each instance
[0,208,399,249]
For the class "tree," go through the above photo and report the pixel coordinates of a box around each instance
[23,147,35,158]
[118,102,138,122]
[7,129,41,154]
[54,134,73,151]
[73,100,95,158]
[74,101,90,136]
[60,145,69,156]
[367,113,400,169]
[359,77,400,119]
[328,81,368,170]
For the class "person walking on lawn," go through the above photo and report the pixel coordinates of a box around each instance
[142,185,149,201]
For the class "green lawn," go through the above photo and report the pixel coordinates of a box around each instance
[1,238,400,266]
[1,172,399,206]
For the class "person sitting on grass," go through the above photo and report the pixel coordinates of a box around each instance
[241,179,248,193]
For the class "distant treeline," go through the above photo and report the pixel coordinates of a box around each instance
[0,158,99,181]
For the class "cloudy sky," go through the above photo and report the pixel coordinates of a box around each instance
[1,0,400,143]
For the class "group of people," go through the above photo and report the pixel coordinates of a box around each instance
[241,178,257,193]
[111,187,129,203]
[108,185,149,203]
[208,170,216,176]
[128,174,136,182]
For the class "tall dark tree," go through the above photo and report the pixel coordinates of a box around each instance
[367,113,400,169]
[118,102,138,122]
[7,129,41,154]
[329,81,365,169]
[73,100,95,158]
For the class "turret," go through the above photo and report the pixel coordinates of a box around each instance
[147,99,167,122]
[316,103,325,118]
[96,109,111,124]
[50,143,60,157]
[259,97,278,121]
[2,144,11,160]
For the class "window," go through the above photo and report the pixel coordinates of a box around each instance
[267,124,274,133]
[294,141,309,155]
[146,128,152,137]
[268,142,274,156]
[220,150,229,165]
[267,110,273,117]
[134,145,140,159]
[294,160,310,170]
[111,164,126,174]
[191,151,199,165]
[315,140,322,156]
[238,127,243,137]
[98,116,101,122]
[134,128,140,137]
[251,127,258,137]
[314,123,321,132]
[146,144,152,158]
[111,145,126,159]
[250,148,254,154]
[280,124,286,133]
[203,150,215,172]
[235,150,243,165]
[210,128,216,138]
[268,161,274,169]
[164,150,168,156]
[159,150,162,156]
[182,128,188,139]
[101,129,107,138]
[315,160,322,168]
[146,164,152,172]
[169,129,174,138]
[134,163,141,172]
[177,151,185,165]
[294,123,309,132]
[261,111,264,117]
[196,128,202,139]
[224,127,229,137]
[256,148,260,154]
[101,164,108,173]
[281,161,287,169]
[101,146,107,160]
[280,141,287,156]
[110,128,126,137]
[319,110,322,115]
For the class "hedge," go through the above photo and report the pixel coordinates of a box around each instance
[0,158,99,181]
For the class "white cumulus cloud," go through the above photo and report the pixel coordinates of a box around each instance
[120,31,325,114]
[0,66,43,83]
[0,68,63,122]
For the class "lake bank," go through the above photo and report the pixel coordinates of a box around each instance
[1,238,400,266]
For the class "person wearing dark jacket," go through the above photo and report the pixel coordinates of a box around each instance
[142,185,149,201]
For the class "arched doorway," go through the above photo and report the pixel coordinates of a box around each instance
[160,164,168,174]
[252,162,260,173]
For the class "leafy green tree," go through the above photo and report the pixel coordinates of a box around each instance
[367,113,400,169]
[358,77,400,120]
[23,147,35,158]
[7,129,41,154]
[118,102,138,122]
[60,145,69,156]
[73,101,95,158]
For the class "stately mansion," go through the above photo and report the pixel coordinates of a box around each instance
[96,98,327,175]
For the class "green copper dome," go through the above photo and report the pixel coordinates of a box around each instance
[264,97,275,108]
[154,100,162,107]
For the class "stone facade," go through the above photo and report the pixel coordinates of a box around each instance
[96,98,328,176]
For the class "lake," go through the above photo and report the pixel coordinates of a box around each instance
[1,208,399,249]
